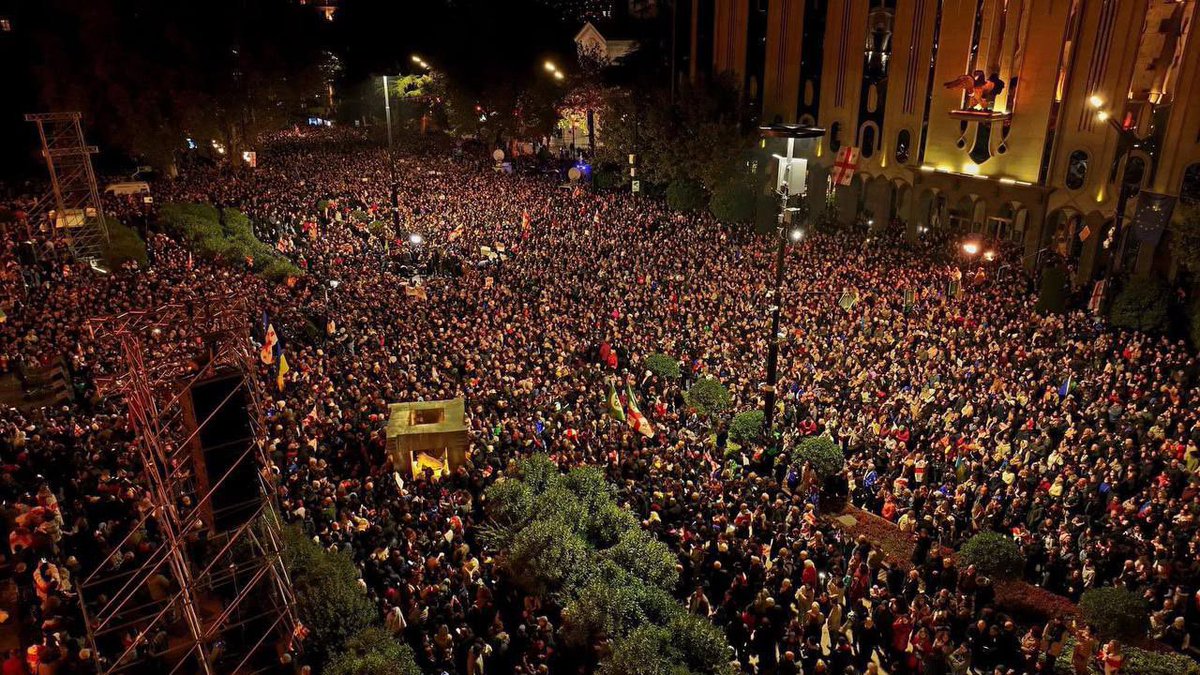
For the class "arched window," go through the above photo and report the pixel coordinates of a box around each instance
[829,122,842,152]
[1064,150,1088,190]
[860,124,876,158]
[895,129,911,165]
[1181,163,1200,206]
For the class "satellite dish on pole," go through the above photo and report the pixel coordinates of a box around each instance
[492,149,505,162]
[567,167,582,181]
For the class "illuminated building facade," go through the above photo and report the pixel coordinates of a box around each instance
[694,0,1200,281]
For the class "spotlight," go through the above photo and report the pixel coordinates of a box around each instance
[962,242,980,256]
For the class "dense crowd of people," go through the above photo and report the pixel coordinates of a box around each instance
[1,128,1198,674]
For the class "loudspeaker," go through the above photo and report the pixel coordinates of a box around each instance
[187,374,262,532]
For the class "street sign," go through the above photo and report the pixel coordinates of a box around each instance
[631,180,641,194]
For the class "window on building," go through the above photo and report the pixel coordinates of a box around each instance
[895,130,911,165]
[1180,163,1200,206]
[860,125,876,158]
[1065,150,1088,190]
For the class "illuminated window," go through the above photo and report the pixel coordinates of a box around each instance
[1065,150,1088,190]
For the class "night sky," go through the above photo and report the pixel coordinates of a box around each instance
[0,0,577,180]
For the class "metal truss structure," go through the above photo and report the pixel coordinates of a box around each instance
[81,290,299,674]
[24,112,110,263]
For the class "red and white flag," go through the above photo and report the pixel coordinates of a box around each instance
[832,147,860,186]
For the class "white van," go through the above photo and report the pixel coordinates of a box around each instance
[104,181,151,196]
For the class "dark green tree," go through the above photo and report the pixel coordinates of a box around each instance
[1079,587,1149,641]
[958,531,1025,580]
[324,627,422,675]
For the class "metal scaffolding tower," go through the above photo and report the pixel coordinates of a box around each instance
[24,112,110,263]
[81,290,299,675]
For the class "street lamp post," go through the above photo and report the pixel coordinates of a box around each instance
[759,124,824,437]
[1088,96,1152,289]
[381,74,400,232]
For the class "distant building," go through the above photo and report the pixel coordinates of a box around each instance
[575,20,640,65]
[681,0,1200,283]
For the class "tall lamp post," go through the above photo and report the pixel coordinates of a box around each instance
[759,124,824,436]
[381,74,400,232]
[1087,96,1153,287]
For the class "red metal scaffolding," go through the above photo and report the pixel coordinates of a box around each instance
[82,289,298,674]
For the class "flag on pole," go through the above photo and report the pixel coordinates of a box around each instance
[277,354,290,392]
[1088,280,1106,314]
[625,384,655,438]
[261,324,279,364]
[1057,374,1072,399]
[606,381,626,422]
[832,147,860,186]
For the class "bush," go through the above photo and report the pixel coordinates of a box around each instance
[958,531,1025,581]
[603,615,735,675]
[1054,636,1199,675]
[666,179,707,212]
[601,528,679,592]
[158,202,303,282]
[102,220,148,267]
[486,454,730,667]
[708,180,756,224]
[324,627,421,675]
[593,165,625,191]
[1108,279,1170,333]
[791,434,845,479]
[644,353,681,381]
[729,410,764,445]
[685,377,731,419]
[1078,587,1149,641]
[281,526,379,668]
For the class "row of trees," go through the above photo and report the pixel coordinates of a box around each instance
[484,455,735,674]
[157,202,304,281]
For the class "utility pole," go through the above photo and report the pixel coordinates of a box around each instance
[382,75,400,231]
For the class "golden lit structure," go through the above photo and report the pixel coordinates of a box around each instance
[385,398,470,479]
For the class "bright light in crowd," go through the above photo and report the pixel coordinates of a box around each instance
[962,242,980,256]
[409,233,424,245]
[788,228,803,242]
[1088,95,1104,109]
[983,250,996,262]
[553,70,564,80]
[544,61,557,72]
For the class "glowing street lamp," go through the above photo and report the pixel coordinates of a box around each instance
[544,61,557,72]
[1088,95,1104,110]
[788,228,804,242]
[553,70,564,80]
